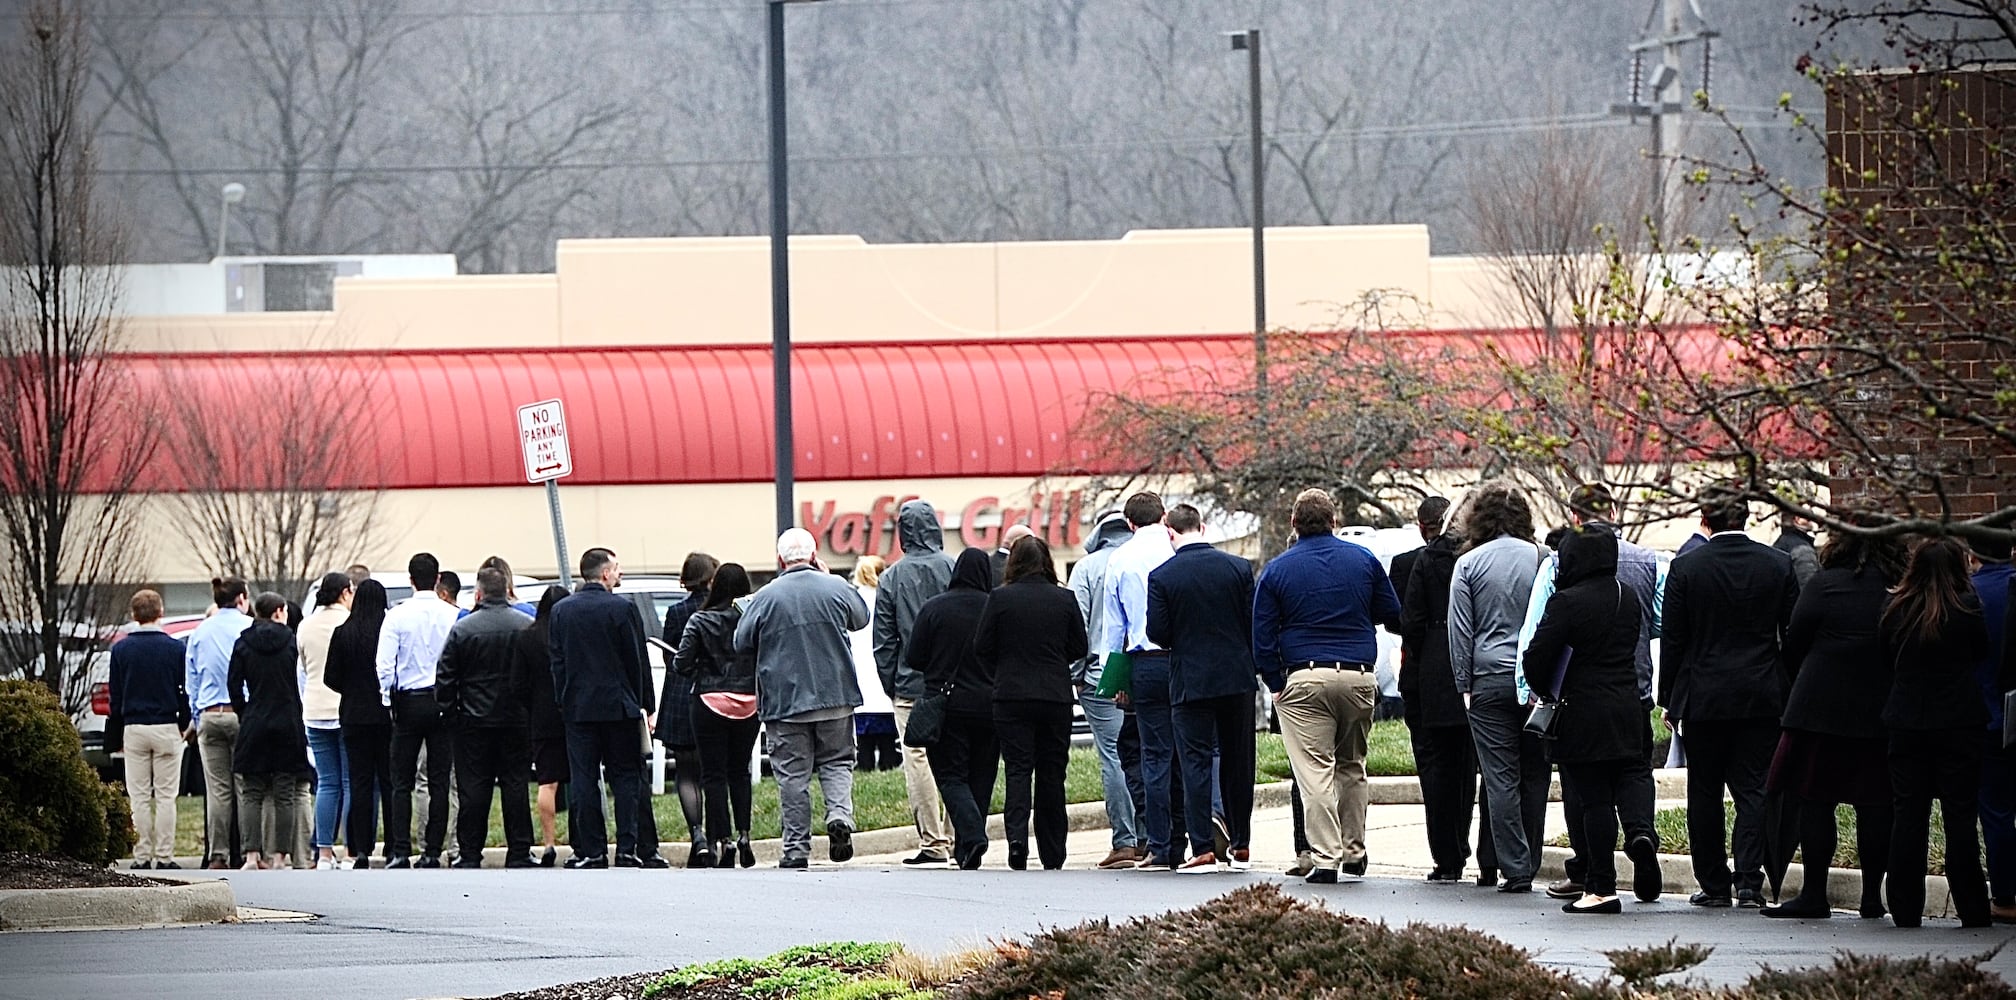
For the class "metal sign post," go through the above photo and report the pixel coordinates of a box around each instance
[517,398,575,588]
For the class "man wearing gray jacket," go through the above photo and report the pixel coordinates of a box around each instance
[737,528,873,868]
[871,500,956,867]
[1068,512,1141,869]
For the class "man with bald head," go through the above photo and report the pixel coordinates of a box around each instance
[737,529,873,868]
[993,522,1037,585]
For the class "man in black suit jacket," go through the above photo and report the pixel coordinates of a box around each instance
[1390,497,1451,661]
[1146,503,1259,872]
[1657,490,1800,908]
[550,546,657,869]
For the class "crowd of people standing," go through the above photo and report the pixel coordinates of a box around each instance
[101,482,2016,928]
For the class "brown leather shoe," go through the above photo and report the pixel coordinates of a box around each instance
[1096,848,1142,870]
[1285,854,1316,878]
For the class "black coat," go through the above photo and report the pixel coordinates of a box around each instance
[674,605,758,697]
[1882,600,1991,732]
[1145,541,1258,704]
[1389,547,1422,625]
[229,620,308,775]
[656,588,707,747]
[1658,533,1800,723]
[436,600,532,728]
[905,549,996,716]
[1398,535,1466,728]
[325,614,391,727]
[976,577,1089,705]
[516,619,563,740]
[1521,528,1643,764]
[1779,565,1895,737]
[549,583,654,725]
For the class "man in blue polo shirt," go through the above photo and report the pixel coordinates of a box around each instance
[1253,488,1402,885]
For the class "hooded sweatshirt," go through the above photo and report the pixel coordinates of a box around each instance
[905,548,998,716]
[1066,514,1134,688]
[228,619,308,775]
[872,500,955,701]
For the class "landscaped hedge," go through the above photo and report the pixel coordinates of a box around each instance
[0,680,135,865]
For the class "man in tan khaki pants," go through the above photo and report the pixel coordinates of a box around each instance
[108,589,191,868]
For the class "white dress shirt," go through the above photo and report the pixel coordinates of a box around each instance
[1100,525,1175,654]
[375,591,461,706]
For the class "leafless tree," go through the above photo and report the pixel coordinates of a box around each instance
[158,343,388,598]
[0,0,146,705]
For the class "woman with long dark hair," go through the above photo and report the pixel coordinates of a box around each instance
[518,586,569,867]
[906,547,999,869]
[1881,536,1993,927]
[325,579,392,869]
[674,565,760,868]
[1761,528,1907,919]
[232,591,307,870]
[977,536,1089,870]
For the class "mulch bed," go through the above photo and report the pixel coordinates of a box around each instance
[475,970,684,1000]
[0,851,168,890]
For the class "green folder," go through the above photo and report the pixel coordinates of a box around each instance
[1094,650,1134,698]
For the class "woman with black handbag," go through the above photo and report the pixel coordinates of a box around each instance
[904,547,999,869]
[1520,525,1643,914]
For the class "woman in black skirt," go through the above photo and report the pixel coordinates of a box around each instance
[1763,529,1906,918]
[1880,536,1993,928]
[1520,525,1644,915]
[519,586,570,867]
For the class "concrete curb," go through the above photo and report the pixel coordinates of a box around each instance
[1534,845,1956,919]
[0,879,236,932]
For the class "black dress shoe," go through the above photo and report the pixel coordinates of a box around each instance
[450,859,483,870]
[1626,835,1662,902]
[1477,870,1499,888]
[385,856,412,870]
[565,855,608,870]
[1341,854,1368,877]
[156,861,182,870]
[505,856,537,869]
[738,836,756,869]
[1761,899,1831,919]
[779,857,809,870]
[1426,868,1460,883]
[1305,868,1338,885]
[1735,888,1767,909]
[827,820,854,863]
[612,854,643,868]
[1498,877,1534,894]
[1562,896,1623,915]
[538,848,557,868]
[688,842,714,869]
[129,860,153,870]
[715,841,736,869]
[415,855,442,870]
[1007,843,1029,871]
[1688,890,1732,908]
[639,854,670,870]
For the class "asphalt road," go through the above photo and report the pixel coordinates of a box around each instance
[5,867,2013,1000]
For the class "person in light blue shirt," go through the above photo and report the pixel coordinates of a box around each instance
[1099,492,1179,867]
[185,576,254,868]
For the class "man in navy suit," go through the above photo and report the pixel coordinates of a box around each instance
[550,547,660,869]
[1147,503,1259,873]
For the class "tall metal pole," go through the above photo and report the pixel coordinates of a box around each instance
[767,0,795,537]
[546,479,572,589]
[1235,29,1267,421]
[1654,0,1684,239]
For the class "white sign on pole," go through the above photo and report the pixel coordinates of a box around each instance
[517,398,573,483]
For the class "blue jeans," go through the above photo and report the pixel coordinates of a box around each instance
[1132,655,1179,862]
[1078,690,1137,850]
[307,726,349,851]
[1979,734,2016,904]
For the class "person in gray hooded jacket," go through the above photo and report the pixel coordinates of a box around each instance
[1067,511,1143,868]
[871,500,957,867]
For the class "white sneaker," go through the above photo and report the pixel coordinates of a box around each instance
[315,858,334,871]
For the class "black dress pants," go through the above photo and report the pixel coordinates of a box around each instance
[388,691,453,858]
[1681,718,1776,896]
[1407,719,1481,875]
[1560,759,1632,896]
[1564,707,1658,884]
[455,725,533,862]
[926,709,1000,868]
[343,722,394,862]
[692,706,761,841]
[566,719,645,859]
[1174,692,1255,856]
[995,699,1072,869]
[1889,727,1990,926]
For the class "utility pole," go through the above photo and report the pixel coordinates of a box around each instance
[1610,0,1716,240]
[1229,29,1266,428]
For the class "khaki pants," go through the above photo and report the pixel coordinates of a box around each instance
[123,723,185,863]
[892,699,952,859]
[195,711,241,863]
[238,773,298,858]
[1274,668,1377,869]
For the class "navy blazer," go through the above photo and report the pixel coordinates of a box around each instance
[1658,532,1799,723]
[549,583,655,725]
[1146,541,1259,704]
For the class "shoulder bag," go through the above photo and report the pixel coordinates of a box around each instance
[904,682,952,748]
[1524,581,1622,741]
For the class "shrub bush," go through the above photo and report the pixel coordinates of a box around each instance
[0,679,129,864]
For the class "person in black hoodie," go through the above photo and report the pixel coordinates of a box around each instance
[674,563,761,869]
[518,586,569,867]
[437,567,536,869]
[1881,536,1993,928]
[905,547,998,869]
[1761,528,1906,919]
[231,591,307,870]
[978,536,1090,870]
[327,580,392,868]
[1521,525,1645,915]
[1399,510,1495,884]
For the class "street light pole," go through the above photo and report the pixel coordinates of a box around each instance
[768,1,798,537]
[217,182,245,259]
[1229,29,1266,422]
